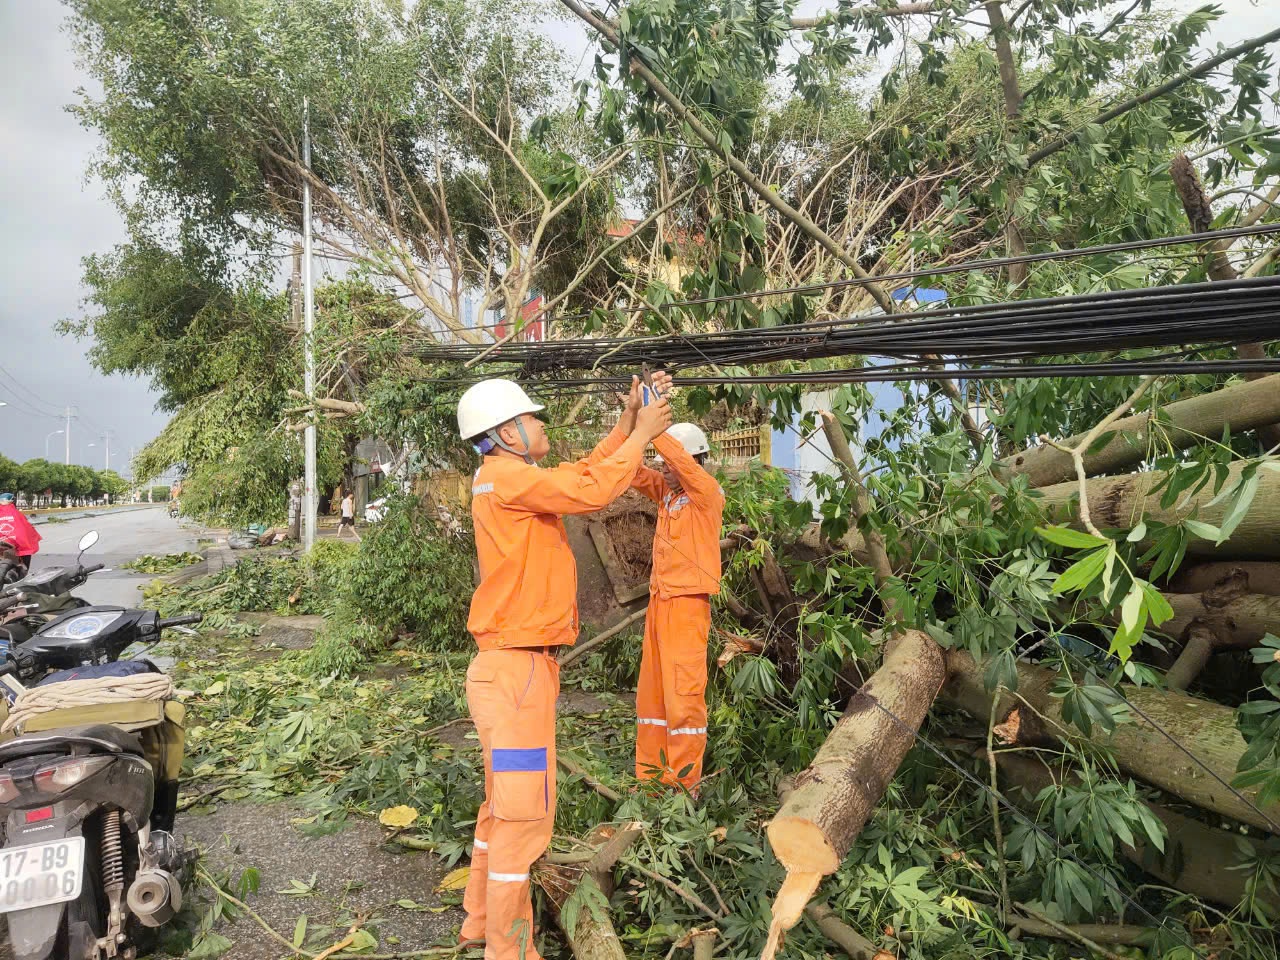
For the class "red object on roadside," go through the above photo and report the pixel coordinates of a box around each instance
[0,505,40,556]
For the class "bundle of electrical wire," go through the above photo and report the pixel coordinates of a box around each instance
[414,276,1280,391]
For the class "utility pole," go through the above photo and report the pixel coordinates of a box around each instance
[101,432,111,471]
[63,407,75,466]
[302,98,318,552]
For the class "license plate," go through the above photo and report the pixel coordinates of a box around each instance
[0,837,85,913]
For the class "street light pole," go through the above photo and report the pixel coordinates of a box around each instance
[45,429,63,460]
[302,97,317,552]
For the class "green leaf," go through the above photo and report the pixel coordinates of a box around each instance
[1215,468,1260,543]
[1110,586,1147,661]
[1182,519,1220,541]
[1126,521,1147,542]
[1139,581,1174,626]
[1051,547,1108,593]
[1037,525,1109,550]
[293,915,308,948]
[189,933,234,960]
[349,929,378,952]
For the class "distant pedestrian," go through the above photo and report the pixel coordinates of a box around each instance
[338,491,361,541]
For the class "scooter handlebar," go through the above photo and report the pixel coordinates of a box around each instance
[81,563,106,575]
[157,614,203,630]
[0,593,25,612]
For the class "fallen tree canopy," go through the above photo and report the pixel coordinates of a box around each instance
[941,650,1280,834]
[993,752,1280,914]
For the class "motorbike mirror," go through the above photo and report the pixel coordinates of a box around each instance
[77,530,100,554]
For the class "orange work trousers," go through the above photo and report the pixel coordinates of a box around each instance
[461,649,559,960]
[635,594,711,790]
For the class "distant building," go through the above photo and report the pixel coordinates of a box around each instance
[769,288,949,512]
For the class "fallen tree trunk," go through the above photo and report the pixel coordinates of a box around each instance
[1035,460,1280,559]
[1160,572,1280,689]
[535,823,644,960]
[761,629,946,956]
[941,651,1280,833]
[768,630,945,870]
[1167,560,1280,597]
[996,374,1280,488]
[994,752,1280,912]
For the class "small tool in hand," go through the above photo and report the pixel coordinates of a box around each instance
[641,362,662,406]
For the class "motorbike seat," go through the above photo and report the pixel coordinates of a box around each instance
[0,723,144,764]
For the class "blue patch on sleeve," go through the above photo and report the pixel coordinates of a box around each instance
[492,747,548,773]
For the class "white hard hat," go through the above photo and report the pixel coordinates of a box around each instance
[457,379,544,439]
[654,423,710,463]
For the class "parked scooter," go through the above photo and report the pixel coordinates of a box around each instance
[0,540,27,587]
[0,531,200,959]
[0,533,107,650]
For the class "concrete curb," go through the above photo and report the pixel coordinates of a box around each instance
[30,504,160,527]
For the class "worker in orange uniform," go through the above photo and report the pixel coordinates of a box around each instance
[457,377,672,960]
[632,419,724,790]
[592,380,724,791]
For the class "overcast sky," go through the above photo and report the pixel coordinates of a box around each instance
[0,0,1275,479]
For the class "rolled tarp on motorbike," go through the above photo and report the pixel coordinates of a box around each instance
[3,674,176,733]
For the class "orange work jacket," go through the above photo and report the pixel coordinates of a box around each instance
[467,427,643,651]
[597,430,724,599]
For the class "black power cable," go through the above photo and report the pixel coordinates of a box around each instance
[415,276,1280,380]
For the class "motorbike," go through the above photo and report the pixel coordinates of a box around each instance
[0,531,201,959]
[0,533,107,650]
[0,541,27,587]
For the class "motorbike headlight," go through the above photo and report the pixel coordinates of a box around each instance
[34,756,113,793]
[41,612,124,640]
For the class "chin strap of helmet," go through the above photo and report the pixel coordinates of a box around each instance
[477,416,536,465]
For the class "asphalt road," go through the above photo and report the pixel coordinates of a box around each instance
[28,505,204,607]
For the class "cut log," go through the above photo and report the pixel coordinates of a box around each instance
[1034,460,1280,559]
[761,629,945,955]
[993,752,1280,912]
[996,375,1280,488]
[941,651,1280,833]
[768,630,946,872]
[792,523,872,567]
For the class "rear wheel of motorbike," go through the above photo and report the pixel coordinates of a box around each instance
[63,851,104,960]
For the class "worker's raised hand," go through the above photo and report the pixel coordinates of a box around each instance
[620,375,643,414]
[634,395,673,441]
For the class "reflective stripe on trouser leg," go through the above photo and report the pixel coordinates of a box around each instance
[657,594,711,789]
[635,595,667,781]
[465,649,559,960]
[461,821,491,940]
